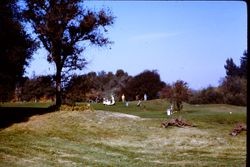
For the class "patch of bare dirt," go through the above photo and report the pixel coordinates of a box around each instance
[95,110,141,120]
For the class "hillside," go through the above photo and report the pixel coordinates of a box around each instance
[0,102,246,166]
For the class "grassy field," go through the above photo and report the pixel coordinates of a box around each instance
[85,99,171,118]
[0,100,246,166]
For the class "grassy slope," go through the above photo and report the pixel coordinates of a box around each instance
[0,100,246,166]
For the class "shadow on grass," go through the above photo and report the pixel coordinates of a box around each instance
[0,105,58,129]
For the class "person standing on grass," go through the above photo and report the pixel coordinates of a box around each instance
[111,95,115,105]
[144,93,147,101]
[122,94,125,103]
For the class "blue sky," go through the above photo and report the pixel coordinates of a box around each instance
[26,1,247,90]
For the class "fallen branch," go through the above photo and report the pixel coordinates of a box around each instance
[229,123,247,136]
[161,117,193,128]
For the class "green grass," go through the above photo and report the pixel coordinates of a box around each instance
[89,99,170,118]
[90,100,246,123]
[0,100,246,166]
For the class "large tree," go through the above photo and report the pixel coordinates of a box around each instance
[219,76,247,106]
[23,0,114,107]
[224,50,248,79]
[219,50,248,106]
[0,0,37,101]
[123,70,166,100]
[170,80,189,111]
[239,50,248,79]
[224,58,240,77]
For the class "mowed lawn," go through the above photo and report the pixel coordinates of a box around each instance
[0,100,246,166]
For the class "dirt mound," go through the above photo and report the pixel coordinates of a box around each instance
[230,123,247,136]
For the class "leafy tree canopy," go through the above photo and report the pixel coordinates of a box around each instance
[224,50,248,79]
[0,0,38,101]
[23,0,115,106]
[123,70,166,100]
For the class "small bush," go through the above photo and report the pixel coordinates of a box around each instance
[59,103,92,111]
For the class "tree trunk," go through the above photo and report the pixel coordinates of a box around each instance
[55,67,62,107]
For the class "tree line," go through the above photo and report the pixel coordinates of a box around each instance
[188,51,247,106]
[8,49,248,108]
[13,69,165,103]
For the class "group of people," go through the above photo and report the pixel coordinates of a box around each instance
[103,93,148,107]
[102,94,174,117]
[103,95,115,105]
